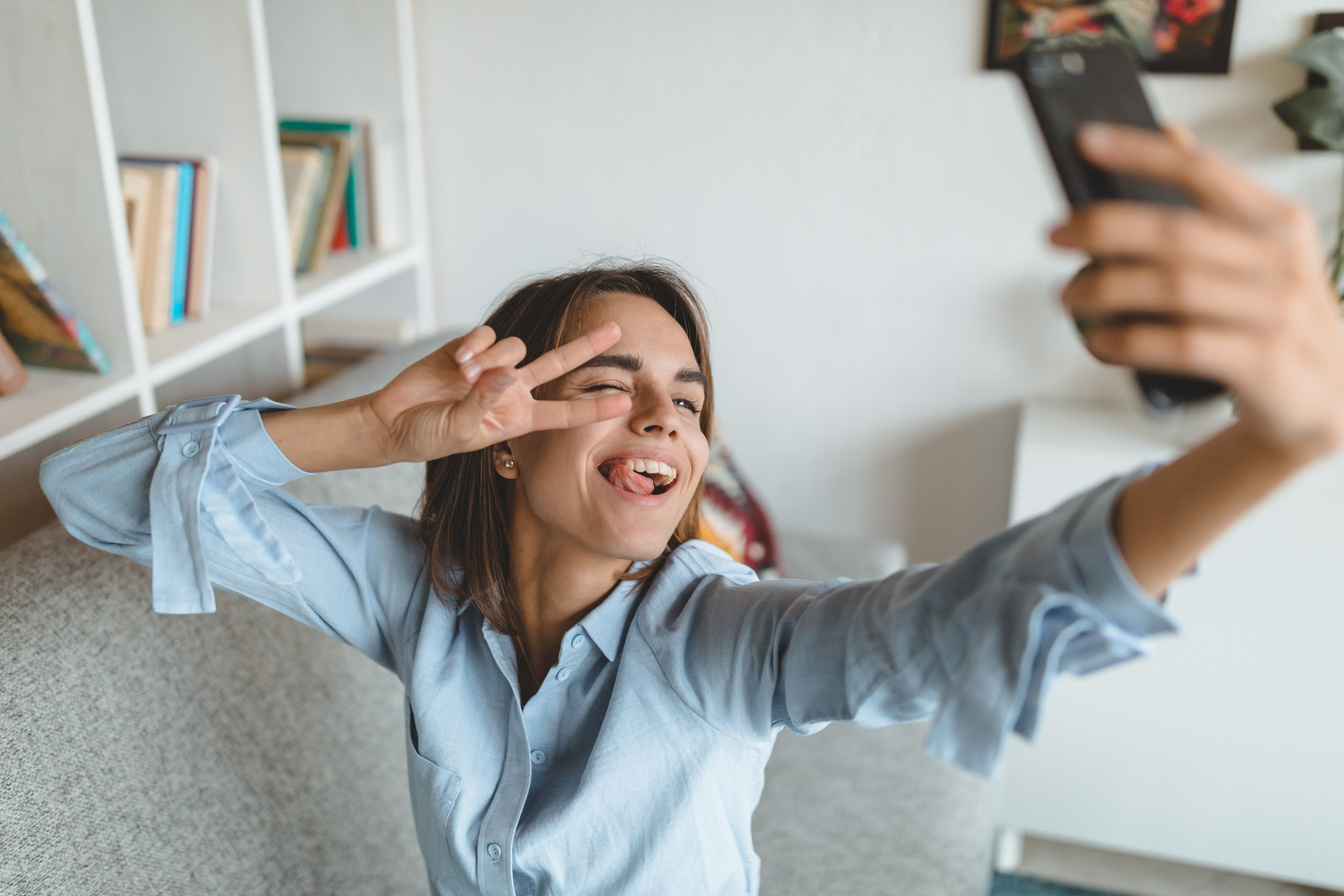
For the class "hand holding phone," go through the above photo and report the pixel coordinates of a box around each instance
[1014,44,1227,411]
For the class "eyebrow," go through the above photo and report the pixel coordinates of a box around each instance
[572,353,708,392]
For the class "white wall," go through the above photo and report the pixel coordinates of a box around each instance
[413,0,1338,563]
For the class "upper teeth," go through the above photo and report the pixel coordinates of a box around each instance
[618,458,677,487]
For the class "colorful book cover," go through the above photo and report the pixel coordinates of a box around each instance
[0,205,110,374]
[169,160,194,323]
[279,131,351,272]
[279,118,368,249]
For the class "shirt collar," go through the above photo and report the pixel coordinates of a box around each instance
[576,568,648,662]
[450,558,657,663]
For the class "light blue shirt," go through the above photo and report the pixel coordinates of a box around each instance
[39,396,1177,896]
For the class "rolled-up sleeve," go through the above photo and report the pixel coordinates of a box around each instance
[38,396,421,675]
[645,462,1177,778]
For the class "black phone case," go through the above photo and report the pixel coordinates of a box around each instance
[1016,44,1225,411]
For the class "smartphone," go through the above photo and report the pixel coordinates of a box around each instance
[1015,43,1226,411]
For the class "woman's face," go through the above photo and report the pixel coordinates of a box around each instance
[500,292,710,564]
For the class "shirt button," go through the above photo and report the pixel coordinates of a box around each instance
[530,749,545,764]
[570,633,587,649]
[181,441,199,457]
[487,842,502,861]
[555,667,571,681]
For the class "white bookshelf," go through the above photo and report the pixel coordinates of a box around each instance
[0,0,437,473]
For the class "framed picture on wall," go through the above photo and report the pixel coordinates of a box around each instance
[985,1,1240,74]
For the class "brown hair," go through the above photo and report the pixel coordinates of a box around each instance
[415,261,715,635]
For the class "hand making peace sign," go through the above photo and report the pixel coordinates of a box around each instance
[364,321,632,465]
[1053,122,1344,463]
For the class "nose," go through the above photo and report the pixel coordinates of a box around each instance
[628,390,681,438]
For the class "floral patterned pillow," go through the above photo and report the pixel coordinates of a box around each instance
[695,439,783,579]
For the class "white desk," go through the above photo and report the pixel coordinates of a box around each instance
[994,399,1344,890]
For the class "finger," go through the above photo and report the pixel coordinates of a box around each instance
[458,336,527,383]
[451,325,498,365]
[1051,201,1286,277]
[1076,123,1293,230]
[1164,123,1197,152]
[1081,317,1260,387]
[1063,262,1283,332]
[518,321,622,390]
[528,393,632,432]
[445,368,518,438]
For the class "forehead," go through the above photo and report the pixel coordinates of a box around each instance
[571,292,697,361]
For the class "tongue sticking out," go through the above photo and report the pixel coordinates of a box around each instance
[606,463,656,496]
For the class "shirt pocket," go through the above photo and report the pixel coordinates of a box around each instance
[406,707,463,873]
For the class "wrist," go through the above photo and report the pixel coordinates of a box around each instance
[260,395,395,473]
[1226,418,1332,473]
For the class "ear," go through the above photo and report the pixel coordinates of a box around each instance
[492,442,518,480]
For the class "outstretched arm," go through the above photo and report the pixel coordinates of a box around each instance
[1051,123,1344,597]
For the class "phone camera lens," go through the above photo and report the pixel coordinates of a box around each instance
[1061,52,1086,75]
[1024,52,1065,88]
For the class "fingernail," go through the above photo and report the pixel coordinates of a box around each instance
[462,362,481,380]
[1078,123,1114,152]
[456,348,474,364]
[495,374,514,388]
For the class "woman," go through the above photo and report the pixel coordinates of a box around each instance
[40,124,1344,895]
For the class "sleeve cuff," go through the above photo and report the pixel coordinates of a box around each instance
[213,399,313,493]
[1062,459,1178,638]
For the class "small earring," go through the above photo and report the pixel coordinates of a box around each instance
[503,459,515,469]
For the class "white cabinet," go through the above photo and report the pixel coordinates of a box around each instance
[0,0,435,463]
[995,399,1344,890]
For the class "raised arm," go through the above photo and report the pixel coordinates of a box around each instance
[642,464,1176,779]
[39,324,633,674]
[1051,123,1344,597]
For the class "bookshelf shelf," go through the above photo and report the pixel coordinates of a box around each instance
[0,369,143,461]
[295,243,421,315]
[0,0,437,549]
[147,304,290,385]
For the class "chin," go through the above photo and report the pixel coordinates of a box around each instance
[597,531,676,564]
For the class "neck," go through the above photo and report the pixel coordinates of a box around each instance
[506,501,633,684]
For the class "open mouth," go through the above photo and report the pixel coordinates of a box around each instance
[597,458,678,497]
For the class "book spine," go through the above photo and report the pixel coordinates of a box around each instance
[186,158,217,319]
[170,160,194,323]
[0,327,29,395]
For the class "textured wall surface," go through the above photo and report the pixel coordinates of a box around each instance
[412,0,1336,563]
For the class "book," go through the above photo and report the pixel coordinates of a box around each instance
[168,160,194,323]
[330,200,350,253]
[279,130,352,272]
[279,117,373,249]
[0,327,29,395]
[184,157,218,320]
[280,144,326,267]
[119,159,180,334]
[301,313,417,348]
[0,205,110,374]
[119,166,155,299]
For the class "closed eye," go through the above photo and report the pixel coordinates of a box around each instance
[582,383,701,414]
